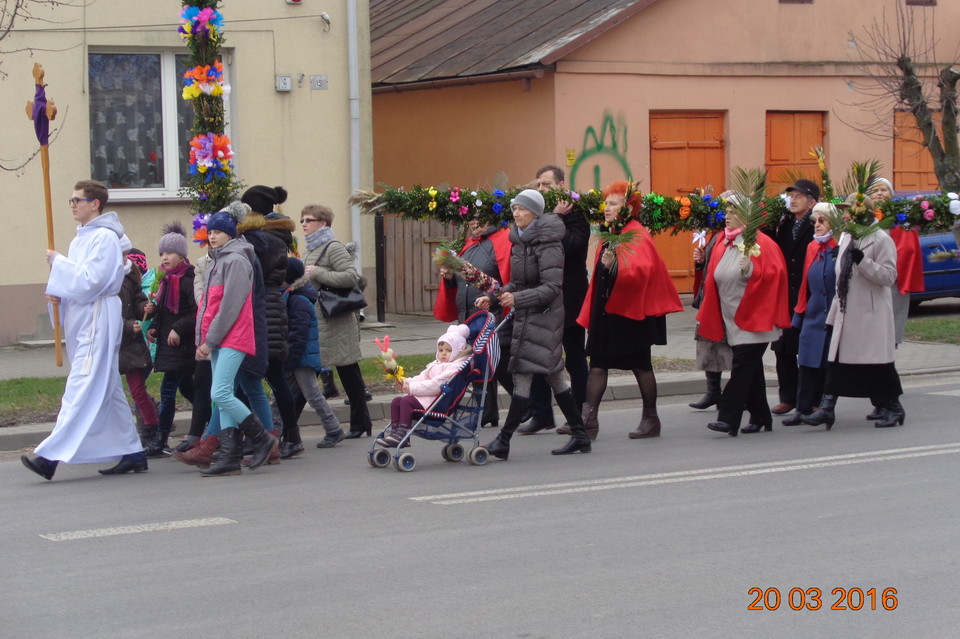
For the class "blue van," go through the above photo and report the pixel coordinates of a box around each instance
[911,226,960,305]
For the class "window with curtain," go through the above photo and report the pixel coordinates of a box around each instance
[88,52,205,197]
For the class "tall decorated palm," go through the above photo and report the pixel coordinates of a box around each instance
[179,0,240,219]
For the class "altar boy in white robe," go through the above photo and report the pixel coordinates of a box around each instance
[21,180,147,480]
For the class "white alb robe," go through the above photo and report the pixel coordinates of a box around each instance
[35,211,142,463]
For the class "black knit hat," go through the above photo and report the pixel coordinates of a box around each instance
[285,257,305,284]
[242,185,288,215]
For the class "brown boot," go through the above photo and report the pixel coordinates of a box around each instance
[629,409,661,439]
[581,404,599,441]
[172,435,220,468]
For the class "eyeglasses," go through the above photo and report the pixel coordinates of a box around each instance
[300,218,320,224]
[68,197,94,206]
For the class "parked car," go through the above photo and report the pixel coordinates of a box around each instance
[911,226,960,306]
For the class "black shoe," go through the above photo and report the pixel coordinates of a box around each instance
[865,407,885,421]
[143,433,169,458]
[517,419,556,435]
[343,425,372,439]
[876,401,905,428]
[344,388,373,406]
[279,441,305,459]
[21,455,58,480]
[98,452,148,475]
[707,421,738,437]
[740,423,772,434]
[551,429,591,455]
[781,412,808,426]
[801,395,837,430]
[484,435,511,460]
[236,414,277,471]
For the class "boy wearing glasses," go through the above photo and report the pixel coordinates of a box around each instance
[21,180,147,480]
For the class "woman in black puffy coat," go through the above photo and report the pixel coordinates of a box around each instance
[477,189,591,460]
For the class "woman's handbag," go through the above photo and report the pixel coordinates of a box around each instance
[313,242,368,318]
[317,284,367,318]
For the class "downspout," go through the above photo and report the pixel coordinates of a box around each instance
[347,0,362,276]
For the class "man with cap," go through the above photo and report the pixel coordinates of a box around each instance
[770,178,819,415]
[22,180,147,480]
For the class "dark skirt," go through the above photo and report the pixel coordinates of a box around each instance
[824,361,902,398]
[585,268,666,371]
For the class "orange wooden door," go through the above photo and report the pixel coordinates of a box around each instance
[893,111,942,191]
[765,112,824,193]
[649,111,725,293]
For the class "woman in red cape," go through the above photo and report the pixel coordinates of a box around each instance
[576,181,683,440]
[696,196,790,437]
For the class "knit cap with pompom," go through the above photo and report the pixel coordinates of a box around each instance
[437,323,471,357]
[158,221,188,257]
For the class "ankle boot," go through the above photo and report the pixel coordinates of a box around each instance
[689,371,721,409]
[173,435,220,468]
[144,430,169,457]
[484,396,531,460]
[237,413,277,471]
[99,452,149,475]
[876,399,905,428]
[865,398,885,420]
[319,369,340,399]
[201,428,242,476]
[629,408,661,439]
[581,404,599,440]
[21,455,58,480]
[801,394,837,430]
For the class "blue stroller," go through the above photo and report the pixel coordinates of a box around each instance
[367,310,507,472]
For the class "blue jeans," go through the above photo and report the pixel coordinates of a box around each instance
[210,347,250,431]
[205,368,275,436]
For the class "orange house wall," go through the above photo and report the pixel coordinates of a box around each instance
[373,74,558,189]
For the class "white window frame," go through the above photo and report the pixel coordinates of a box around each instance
[87,47,234,203]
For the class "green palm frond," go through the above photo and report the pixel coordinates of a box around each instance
[728,167,770,254]
[835,160,883,203]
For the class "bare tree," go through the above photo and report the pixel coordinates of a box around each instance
[849,1,960,191]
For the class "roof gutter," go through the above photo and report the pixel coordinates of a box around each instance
[373,68,546,94]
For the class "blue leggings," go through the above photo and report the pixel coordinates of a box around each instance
[210,347,250,431]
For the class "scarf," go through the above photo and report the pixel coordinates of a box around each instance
[723,226,745,243]
[813,231,832,244]
[156,259,191,315]
[837,239,856,315]
[306,225,335,251]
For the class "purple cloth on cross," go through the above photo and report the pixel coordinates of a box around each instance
[33,84,50,146]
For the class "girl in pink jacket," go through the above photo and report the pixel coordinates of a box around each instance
[377,324,472,447]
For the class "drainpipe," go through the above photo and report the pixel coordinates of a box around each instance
[347,0,363,293]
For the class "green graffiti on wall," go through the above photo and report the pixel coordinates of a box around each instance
[570,112,632,192]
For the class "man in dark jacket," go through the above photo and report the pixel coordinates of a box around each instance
[518,165,590,434]
[769,178,818,415]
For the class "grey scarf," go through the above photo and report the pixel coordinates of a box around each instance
[306,225,335,251]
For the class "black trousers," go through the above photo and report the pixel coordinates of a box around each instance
[337,362,372,432]
[188,359,212,438]
[528,323,589,423]
[772,326,799,404]
[795,365,825,414]
[718,342,771,429]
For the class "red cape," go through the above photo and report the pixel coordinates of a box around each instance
[794,238,837,315]
[889,227,925,294]
[577,219,683,329]
[696,232,791,342]
[433,227,513,322]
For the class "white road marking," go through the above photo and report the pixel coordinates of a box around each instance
[412,443,960,505]
[40,517,237,541]
[926,389,960,396]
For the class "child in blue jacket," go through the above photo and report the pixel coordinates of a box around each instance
[282,258,344,457]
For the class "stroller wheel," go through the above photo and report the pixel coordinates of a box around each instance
[468,447,489,466]
[370,449,391,468]
[442,443,465,463]
[393,452,416,472]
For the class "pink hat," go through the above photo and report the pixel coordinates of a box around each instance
[438,323,470,356]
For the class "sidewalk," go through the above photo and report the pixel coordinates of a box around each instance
[2,297,959,450]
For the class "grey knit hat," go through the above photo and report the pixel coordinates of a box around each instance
[158,221,188,257]
[510,189,545,217]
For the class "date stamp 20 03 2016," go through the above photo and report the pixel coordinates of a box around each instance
[748,587,898,612]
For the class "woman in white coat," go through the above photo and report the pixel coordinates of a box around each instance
[802,194,904,430]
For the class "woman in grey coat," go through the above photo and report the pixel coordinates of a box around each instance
[302,204,372,438]
[803,194,904,430]
[476,190,591,459]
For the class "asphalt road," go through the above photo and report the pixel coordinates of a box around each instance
[2,374,959,638]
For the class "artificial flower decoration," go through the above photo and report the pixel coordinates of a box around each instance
[179,5,224,43]
[189,132,234,179]
[192,212,211,246]
[449,187,460,203]
[374,336,405,382]
[182,61,230,100]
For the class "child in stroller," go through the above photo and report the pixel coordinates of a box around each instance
[377,324,473,447]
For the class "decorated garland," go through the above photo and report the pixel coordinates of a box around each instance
[179,0,240,221]
[350,180,959,236]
